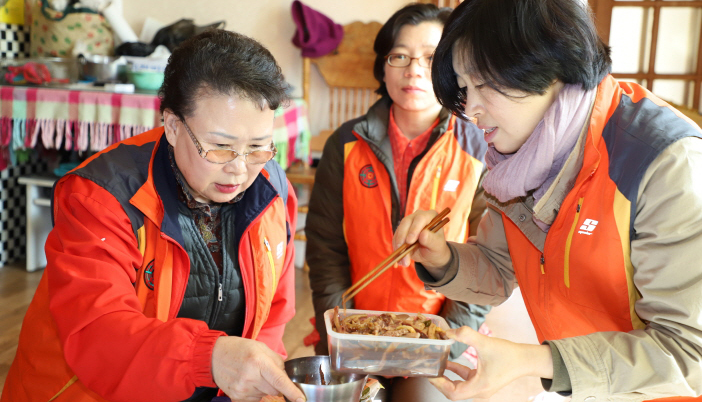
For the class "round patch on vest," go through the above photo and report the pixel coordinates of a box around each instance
[144,259,155,290]
[359,164,378,188]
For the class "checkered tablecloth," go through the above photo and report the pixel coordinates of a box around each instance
[273,97,311,170]
[0,84,311,170]
[0,84,161,169]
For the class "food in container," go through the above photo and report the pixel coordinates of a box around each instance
[1,57,80,84]
[360,378,384,402]
[331,306,449,339]
[324,308,455,377]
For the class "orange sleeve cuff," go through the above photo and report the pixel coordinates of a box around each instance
[191,329,227,388]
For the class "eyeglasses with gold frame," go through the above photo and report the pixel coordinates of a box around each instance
[180,119,277,165]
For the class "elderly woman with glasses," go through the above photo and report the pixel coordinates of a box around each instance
[306,3,490,401]
[2,30,305,402]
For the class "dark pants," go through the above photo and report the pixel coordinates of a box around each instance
[181,387,218,402]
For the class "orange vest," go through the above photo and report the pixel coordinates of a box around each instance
[344,116,484,314]
[502,77,701,401]
[2,128,291,402]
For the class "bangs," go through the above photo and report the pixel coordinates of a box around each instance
[453,2,555,96]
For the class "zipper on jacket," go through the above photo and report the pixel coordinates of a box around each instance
[264,237,277,292]
[208,273,224,327]
[564,197,584,288]
[540,254,545,274]
[538,254,546,310]
[430,165,442,210]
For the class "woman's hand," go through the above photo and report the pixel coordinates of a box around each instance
[429,326,554,400]
[211,336,305,402]
[393,210,452,277]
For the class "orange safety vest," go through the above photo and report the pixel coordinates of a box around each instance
[502,76,701,401]
[343,116,485,314]
[2,127,293,402]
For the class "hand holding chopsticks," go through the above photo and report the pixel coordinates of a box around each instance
[341,208,451,308]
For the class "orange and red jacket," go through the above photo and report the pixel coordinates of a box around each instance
[503,76,701,401]
[307,100,490,358]
[342,113,485,314]
[1,127,297,402]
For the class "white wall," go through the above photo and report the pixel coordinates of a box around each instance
[122,0,407,135]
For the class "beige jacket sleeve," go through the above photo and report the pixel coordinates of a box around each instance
[427,204,517,306]
[550,137,702,402]
[424,137,702,402]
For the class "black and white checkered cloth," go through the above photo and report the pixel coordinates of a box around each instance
[0,21,42,267]
[0,22,30,60]
[0,158,49,267]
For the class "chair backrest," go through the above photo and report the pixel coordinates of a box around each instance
[669,101,702,129]
[432,0,461,8]
[303,21,383,151]
[418,0,461,8]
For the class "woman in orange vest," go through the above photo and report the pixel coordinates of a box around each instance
[393,0,702,401]
[2,30,304,402]
[306,3,490,401]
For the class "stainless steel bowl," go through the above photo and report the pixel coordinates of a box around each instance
[78,55,127,83]
[284,356,367,402]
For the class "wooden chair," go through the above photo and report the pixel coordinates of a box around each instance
[288,20,382,270]
[302,21,384,145]
[668,101,702,129]
[419,0,462,8]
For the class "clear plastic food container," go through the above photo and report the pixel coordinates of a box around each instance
[324,308,455,377]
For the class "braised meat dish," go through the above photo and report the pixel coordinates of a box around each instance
[331,306,448,340]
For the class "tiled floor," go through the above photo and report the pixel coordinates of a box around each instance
[0,261,43,388]
[282,266,317,361]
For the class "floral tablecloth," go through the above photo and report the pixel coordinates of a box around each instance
[0,84,311,170]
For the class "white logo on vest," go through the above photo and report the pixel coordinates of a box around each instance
[276,241,284,259]
[578,219,598,235]
[443,180,460,192]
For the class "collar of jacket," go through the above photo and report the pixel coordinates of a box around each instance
[133,132,281,248]
[484,75,618,251]
[352,96,453,151]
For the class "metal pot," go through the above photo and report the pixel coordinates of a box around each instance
[41,57,80,83]
[284,356,367,402]
[78,55,128,83]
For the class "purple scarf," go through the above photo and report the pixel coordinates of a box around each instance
[482,84,596,206]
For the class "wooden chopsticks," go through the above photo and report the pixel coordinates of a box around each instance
[341,207,451,308]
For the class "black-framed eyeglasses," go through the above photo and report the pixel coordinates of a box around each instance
[180,119,277,165]
[385,53,434,68]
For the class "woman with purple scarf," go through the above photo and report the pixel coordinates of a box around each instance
[392,0,702,401]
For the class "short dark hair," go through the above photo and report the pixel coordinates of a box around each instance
[373,3,452,98]
[159,29,289,120]
[432,0,612,118]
